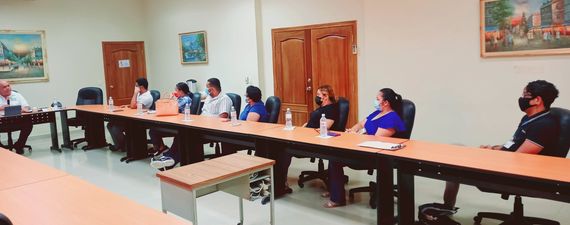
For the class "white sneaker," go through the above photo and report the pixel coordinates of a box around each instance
[150,156,175,169]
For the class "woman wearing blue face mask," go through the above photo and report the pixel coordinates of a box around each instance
[323,88,406,208]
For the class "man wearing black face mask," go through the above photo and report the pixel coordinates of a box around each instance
[442,80,561,210]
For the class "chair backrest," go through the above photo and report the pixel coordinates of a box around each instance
[331,97,349,132]
[149,90,161,110]
[394,99,416,139]
[76,87,103,105]
[265,96,281,123]
[550,107,570,158]
[190,92,202,115]
[226,93,241,116]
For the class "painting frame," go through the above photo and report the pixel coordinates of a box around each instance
[179,31,208,64]
[0,30,49,83]
[480,0,570,58]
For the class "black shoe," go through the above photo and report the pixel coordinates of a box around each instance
[109,145,121,152]
[15,148,24,155]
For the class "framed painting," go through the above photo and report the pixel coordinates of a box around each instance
[480,0,570,57]
[179,31,208,64]
[0,30,49,83]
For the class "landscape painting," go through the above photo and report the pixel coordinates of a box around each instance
[179,31,208,64]
[0,30,48,83]
[481,0,570,57]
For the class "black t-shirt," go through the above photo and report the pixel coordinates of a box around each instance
[503,110,560,156]
[306,103,339,129]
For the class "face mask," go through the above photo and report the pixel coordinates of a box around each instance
[315,96,323,106]
[373,99,381,111]
[204,88,211,96]
[518,97,533,112]
[172,91,181,98]
[244,96,249,104]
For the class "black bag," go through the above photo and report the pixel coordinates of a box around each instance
[417,203,460,225]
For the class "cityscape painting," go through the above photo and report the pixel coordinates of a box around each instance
[0,30,49,83]
[179,31,208,64]
[480,0,570,57]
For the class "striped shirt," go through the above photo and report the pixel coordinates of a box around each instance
[201,92,233,117]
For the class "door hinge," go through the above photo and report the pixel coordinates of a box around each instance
[352,44,358,55]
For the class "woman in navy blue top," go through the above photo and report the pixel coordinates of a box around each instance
[324,88,406,208]
[239,86,269,122]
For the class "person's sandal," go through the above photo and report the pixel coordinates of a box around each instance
[323,200,344,208]
[320,192,330,198]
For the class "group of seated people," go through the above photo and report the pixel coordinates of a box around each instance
[1,76,562,212]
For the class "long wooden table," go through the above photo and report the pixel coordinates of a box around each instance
[0,109,69,151]
[0,148,192,225]
[72,105,570,225]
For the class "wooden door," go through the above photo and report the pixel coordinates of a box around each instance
[310,23,357,127]
[272,21,357,127]
[272,30,313,126]
[102,42,147,106]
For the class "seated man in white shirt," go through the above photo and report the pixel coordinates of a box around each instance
[0,80,33,154]
[201,78,233,118]
[151,78,233,170]
[107,78,154,151]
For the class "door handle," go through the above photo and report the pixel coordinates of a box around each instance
[306,86,312,92]
[306,78,312,92]
[110,85,114,89]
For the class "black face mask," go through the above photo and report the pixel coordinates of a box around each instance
[518,97,533,112]
[315,96,323,106]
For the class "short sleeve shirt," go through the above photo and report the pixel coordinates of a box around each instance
[137,91,154,109]
[502,110,560,156]
[306,103,339,129]
[177,95,192,113]
[240,101,268,122]
[0,91,29,108]
[364,110,406,136]
[201,92,233,117]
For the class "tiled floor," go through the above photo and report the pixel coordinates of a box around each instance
[17,132,570,225]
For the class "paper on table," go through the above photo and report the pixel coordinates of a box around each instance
[358,141,405,151]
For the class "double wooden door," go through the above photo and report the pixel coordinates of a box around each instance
[272,21,358,128]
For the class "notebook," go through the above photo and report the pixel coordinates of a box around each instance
[358,141,405,151]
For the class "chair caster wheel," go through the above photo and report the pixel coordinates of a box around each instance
[473,216,482,224]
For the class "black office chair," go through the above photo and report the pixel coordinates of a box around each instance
[348,99,416,209]
[149,90,161,111]
[66,87,104,149]
[226,93,242,116]
[190,92,201,115]
[474,107,570,225]
[297,97,349,188]
[205,93,242,158]
[247,96,281,155]
[0,213,12,225]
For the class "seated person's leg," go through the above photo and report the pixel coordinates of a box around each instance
[273,151,293,197]
[327,161,346,206]
[106,122,125,151]
[149,128,174,154]
[444,181,460,209]
[13,120,33,154]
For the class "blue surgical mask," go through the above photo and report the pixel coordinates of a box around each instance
[373,99,381,111]
[204,88,210,96]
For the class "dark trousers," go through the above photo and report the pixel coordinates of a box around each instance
[1,120,33,150]
[149,128,177,150]
[106,121,126,150]
[328,161,347,204]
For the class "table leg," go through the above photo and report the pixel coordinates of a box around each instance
[122,120,149,163]
[377,157,395,225]
[59,110,73,150]
[397,167,415,225]
[270,167,275,225]
[49,112,61,152]
[83,113,107,150]
[238,197,244,225]
[179,128,204,166]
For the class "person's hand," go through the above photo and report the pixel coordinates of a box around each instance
[133,86,140,94]
[480,145,502,150]
[220,118,230,122]
[345,128,356,133]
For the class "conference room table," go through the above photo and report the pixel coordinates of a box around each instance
[0,109,69,151]
[0,148,192,225]
[71,105,570,225]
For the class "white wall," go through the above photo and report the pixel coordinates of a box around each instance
[259,0,570,147]
[143,0,259,99]
[0,0,146,136]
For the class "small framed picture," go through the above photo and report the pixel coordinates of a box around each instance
[179,31,208,64]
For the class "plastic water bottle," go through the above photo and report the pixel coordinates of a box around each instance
[285,108,293,129]
[319,114,327,137]
[137,101,143,115]
[51,98,60,110]
[230,106,238,125]
[183,103,191,121]
[108,97,114,112]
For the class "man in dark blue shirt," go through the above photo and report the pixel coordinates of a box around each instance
[443,80,561,209]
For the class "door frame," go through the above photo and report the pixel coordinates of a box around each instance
[101,41,147,101]
[272,21,358,127]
